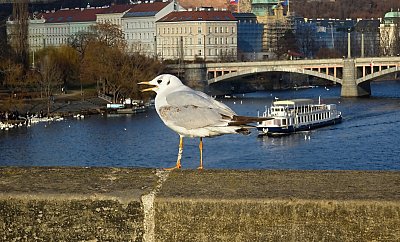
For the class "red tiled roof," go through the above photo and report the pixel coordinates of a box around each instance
[98,4,133,14]
[40,8,104,23]
[128,1,170,13]
[157,10,236,22]
[177,0,228,9]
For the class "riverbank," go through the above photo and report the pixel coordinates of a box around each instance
[0,90,108,116]
[0,168,399,241]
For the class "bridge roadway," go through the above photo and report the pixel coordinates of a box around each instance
[168,57,400,97]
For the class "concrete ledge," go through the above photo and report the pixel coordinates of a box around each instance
[156,170,400,241]
[0,167,158,241]
[1,168,399,241]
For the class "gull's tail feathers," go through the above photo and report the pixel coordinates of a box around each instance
[235,127,251,135]
[228,115,272,126]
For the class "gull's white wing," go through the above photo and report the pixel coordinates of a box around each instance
[159,90,235,129]
[165,90,236,117]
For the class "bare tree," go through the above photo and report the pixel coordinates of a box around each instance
[11,0,29,68]
[37,52,63,115]
[4,60,25,96]
[296,22,317,58]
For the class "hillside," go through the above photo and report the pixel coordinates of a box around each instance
[179,0,400,19]
[292,0,400,19]
[1,0,400,20]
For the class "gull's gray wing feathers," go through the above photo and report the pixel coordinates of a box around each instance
[165,90,236,117]
[159,105,228,129]
[160,90,236,129]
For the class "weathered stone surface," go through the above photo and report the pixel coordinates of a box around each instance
[0,167,158,241]
[155,170,400,241]
[1,168,399,241]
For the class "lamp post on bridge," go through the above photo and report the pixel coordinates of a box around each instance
[347,28,351,58]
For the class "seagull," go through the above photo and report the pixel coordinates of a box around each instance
[139,74,270,170]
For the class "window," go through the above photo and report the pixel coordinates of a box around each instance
[198,38,202,45]
[198,27,202,34]
[215,27,218,33]
[208,27,212,33]
[199,49,202,56]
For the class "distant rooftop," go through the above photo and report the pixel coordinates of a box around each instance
[384,11,400,23]
[123,1,170,18]
[38,8,104,23]
[157,10,236,22]
[98,4,132,14]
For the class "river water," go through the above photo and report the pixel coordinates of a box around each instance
[1,81,400,170]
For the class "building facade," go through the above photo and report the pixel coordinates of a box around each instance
[379,11,400,56]
[297,18,380,58]
[156,10,238,62]
[233,12,263,61]
[95,4,132,27]
[251,0,293,59]
[122,1,180,56]
[7,8,102,51]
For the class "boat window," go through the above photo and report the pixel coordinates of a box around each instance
[282,119,286,125]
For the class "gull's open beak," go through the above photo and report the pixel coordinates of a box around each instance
[138,81,157,92]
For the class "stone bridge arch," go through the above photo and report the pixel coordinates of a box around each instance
[208,66,342,85]
[356,66,400,85]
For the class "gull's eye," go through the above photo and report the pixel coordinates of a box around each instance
[157,79,162,84]
[167,80,170,85]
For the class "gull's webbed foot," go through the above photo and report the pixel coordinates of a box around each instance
[164,163,181,171]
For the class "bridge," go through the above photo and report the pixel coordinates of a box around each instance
[168,57,400,97]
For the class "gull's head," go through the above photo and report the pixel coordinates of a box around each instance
[139,74,183,94]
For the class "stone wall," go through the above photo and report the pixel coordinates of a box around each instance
[0,168,399,241]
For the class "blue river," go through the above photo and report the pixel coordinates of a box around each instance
[1,80,400,170]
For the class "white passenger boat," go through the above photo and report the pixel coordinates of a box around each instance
[257,98,342,136]
[106,99,147,115]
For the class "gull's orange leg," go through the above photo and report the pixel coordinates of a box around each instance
[197,137,204,170]
[165,136,183,170]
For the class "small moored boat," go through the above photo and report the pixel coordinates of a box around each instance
[257,98,342,136]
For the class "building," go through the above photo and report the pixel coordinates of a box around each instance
[251,0,294,59]
[299,18,380,58]
[354,19,380,57]
[156,10,238,62]
[95,4,132,27]
[233,12,263,61]
[379,10,400,56]
[7,7,102,51]
[122,0,181,56]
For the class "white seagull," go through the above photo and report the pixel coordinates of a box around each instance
[139,74,270,170]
